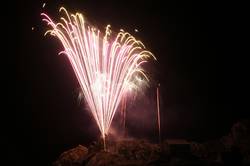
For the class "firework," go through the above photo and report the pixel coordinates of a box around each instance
[41,7,156,147]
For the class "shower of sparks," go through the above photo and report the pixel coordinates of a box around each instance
[42,2,46,8]
[41,7,156,139]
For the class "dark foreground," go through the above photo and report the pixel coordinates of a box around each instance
[53,120,250,166]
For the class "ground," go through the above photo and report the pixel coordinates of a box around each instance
[53,120,250,166]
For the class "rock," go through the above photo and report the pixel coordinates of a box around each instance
[86,151,127,166]
[53,145,88,166]
[86,139,161,166]
[52,121,250,166]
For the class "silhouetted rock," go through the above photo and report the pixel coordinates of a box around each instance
[53,145,88,166]
[116,139,160,162]
[52,120,250,166]
[86,151,128,166]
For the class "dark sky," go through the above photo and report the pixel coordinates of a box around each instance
[7,0,246,165]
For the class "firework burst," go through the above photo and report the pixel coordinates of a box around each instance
[41,7,156,147]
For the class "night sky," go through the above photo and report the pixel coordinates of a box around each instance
[7,0,246,165]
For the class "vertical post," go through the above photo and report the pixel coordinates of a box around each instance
[156,84,161,144]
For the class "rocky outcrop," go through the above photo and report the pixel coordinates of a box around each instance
[52,120,250,166]
[87,139,160,166]
[53,145,88,166]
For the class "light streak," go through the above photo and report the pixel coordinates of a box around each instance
[156,84,161,144]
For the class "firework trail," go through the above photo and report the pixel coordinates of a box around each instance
[41,7,156,145]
